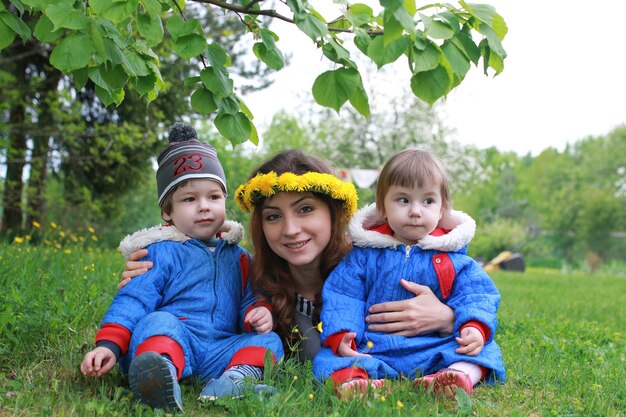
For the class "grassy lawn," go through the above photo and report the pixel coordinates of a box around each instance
[0,243,624,416]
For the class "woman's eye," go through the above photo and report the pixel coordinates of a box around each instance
[299,205,313,214]
[265,213,280,221]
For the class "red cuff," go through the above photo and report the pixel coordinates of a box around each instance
[226,346,276,368]
[461,320,491,342]
[324,331,356,356]
[243,301,274,332]
[95,324,131,355]
[329,367,368,386]
[136,336,185,380]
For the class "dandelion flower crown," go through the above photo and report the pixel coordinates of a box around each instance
[235,171,358,219]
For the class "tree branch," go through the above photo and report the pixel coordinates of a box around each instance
[193,0,295,23]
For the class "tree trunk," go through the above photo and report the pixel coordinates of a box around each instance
[2,101,27,234]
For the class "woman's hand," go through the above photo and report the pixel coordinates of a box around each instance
[365,279,454,337]
[118,248,152,290]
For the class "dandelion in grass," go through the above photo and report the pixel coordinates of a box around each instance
[50,222,57,229]
[71,235,78,243]
[308,393,314,399]
[64,249,71,254]
[317,321,323,333]
[59,231,66,238]
[25,235,31,241]
[32,220,41,229]
[14,237,24,244]
[396,400,404,408]
[293,375,298,381]
[79,236,86,242]
[380,395,386,402]
[91,235,98,242]
[55,243,61,249]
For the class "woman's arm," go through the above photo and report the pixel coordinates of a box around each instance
[365,279,455,336]
[118,248,152,289]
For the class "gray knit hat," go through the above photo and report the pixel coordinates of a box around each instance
[156,123,227,206]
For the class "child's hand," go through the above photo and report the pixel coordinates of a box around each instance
[337,332,371,358]
[455,326,484,356]
[80,347,117,377]
[244,306,273,334]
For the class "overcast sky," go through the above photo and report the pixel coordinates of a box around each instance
[245,0,626,156]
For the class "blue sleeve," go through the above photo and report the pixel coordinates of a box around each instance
[446,257,500,342]
[101,242,171,332]
[320,248,367,343]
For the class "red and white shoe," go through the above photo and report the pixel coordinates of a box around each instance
[413,368,473,397]
[336,378,388,399]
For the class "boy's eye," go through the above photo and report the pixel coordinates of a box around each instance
[183,197,195,202]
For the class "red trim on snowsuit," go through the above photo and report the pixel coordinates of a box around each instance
[95,323,131,355]
[432,253,455,299]
[136,335,185,380]
[460,320,491,343]
[324,331,356,356]
[329,367,368,386]
[226,346,276,369]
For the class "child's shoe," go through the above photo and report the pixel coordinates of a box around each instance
[128,351,183,411]
[413,368,473,397]
[198,373,276,400]
[336,378,388,399]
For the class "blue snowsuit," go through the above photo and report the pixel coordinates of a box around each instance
[313,205,505,384]
[98,223,283,381]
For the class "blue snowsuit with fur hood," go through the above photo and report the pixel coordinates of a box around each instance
[97,221,283,381]
[313,205,505,383]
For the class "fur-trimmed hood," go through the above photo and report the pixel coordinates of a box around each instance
[118,220,245,260]
[349,203,476,252]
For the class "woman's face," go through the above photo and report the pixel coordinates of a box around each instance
[260,191,332,269]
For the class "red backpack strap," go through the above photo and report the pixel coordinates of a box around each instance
[432,253,455,299]
[240,252,249,291]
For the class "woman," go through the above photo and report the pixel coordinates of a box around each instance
[121,150,455,361]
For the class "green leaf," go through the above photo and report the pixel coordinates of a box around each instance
[259,28,278,49]
[50,34,93,73]
[354,28,371,55]
[215,112,252,145]
[137,13,163,46]
[0,11,30,41]
[451,29,480,65]
[20,0,43,10]
[89,0,114,15]
[103,0,138,24]
[200,67,233,100]
[172,33,206,59]
[72,67,88,89]
[88,67,110,91]
[101,64,128,90]
[294,12,328,41]
[367,36,410,69]
[121,50,150,76]
[421,13,454,40]
[463,2,507,38]
[411,42,441,73]
[346,3,373,27]
[477,22,506,59]
[166,15,201,40]
[33,15,63,42]
[103,38,125,66]
[410,64,452,105]
[146,60,163,89]
[191,88,218,115]
[218,95,240,114]
[88,19,106,60]
[141,0,161,18]
[237,95,254,120]
[253,43,284,70]
[383,11,402,46]
[0,21,16,51]
[312,68,360,112]
[184,75,201,87]
[95,84,124,106]
[349,85,370,118]
[45,2,87,30]
[393,5,416,35]
[248,122,259,146]
[133,72,155,95]
[207,42,230,67]
[9,0,25,15]
[441,40,470,81]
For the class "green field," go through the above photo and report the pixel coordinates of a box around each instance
[1,242,624,416]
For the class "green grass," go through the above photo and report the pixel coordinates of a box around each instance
[1,242,624,417]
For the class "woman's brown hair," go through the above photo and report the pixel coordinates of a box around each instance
[247,150,352,350]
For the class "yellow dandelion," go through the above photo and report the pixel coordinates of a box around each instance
[88,226,95,234]
[366,341,374,349]
[32,220,41,229]
[293,375,298,381]
[316,321,323,333]
[380,395,386,402]
[59,231,66,237]
[14,237,24,244]
[64,249,72,254]
[25,234,31,240]
[79,236,86,242]
[50,222,57,229]
[55,243,62,249]
[291,327,300,333]
[308,393,314,400]
[396,400,404,408]
[71,235,78,243]
[91,235,98,241]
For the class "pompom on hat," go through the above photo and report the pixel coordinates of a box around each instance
[156,123,226,206]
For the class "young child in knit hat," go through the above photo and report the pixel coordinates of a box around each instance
[80,123,284,412]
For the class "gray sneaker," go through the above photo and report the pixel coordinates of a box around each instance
[128,352,183,412]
